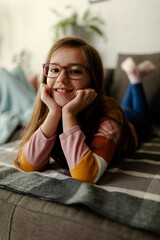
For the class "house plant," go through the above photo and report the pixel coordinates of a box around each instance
[50,5,105,42]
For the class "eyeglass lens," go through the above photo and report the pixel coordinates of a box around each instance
[43,64,85,80]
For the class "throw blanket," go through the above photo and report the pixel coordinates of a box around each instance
[0,126,160,236]
[0,67,36,144]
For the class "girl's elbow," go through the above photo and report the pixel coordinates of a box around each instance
[20,163,35,172]
[20,160,45,172]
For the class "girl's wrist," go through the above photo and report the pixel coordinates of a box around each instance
[41,110,61,139]
[62,108,77,119]
[62,110,78,133]
[49,108,62,120]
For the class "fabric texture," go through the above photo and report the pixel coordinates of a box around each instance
[0,66,36,144]
[0,125,160,237]
[1,188,159,240]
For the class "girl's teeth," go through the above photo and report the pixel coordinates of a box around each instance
[56,89,71,92]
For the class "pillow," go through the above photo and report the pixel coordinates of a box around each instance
[109,53,160,124]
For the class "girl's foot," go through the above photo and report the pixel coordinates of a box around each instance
[121,57,157,84]
[137,60,157,75]
[121,57,141,84]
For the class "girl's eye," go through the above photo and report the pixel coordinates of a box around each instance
[71,70,82,74]
[69,66,83,75]
[51,68,60,73]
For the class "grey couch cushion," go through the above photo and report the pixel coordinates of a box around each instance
[109,53,160,123]
[1,188,159,240]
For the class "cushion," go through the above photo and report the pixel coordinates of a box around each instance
[109,53,160,123]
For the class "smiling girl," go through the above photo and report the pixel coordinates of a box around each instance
[14,37,152,183]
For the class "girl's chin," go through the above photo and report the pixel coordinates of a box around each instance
[53,91,76,107]
[52,89,76,107]
[55,101,68,107]
[54,97,75,107]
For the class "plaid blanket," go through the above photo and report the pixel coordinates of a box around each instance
[0,126,160,236]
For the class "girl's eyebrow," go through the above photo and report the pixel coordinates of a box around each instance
[49,62,85,66]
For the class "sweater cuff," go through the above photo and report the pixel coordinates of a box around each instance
[38,127,57,142]
[59,125,82,141]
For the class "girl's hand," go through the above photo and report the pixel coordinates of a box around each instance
[62,88,97,117]
[40,83,61,115]
[40,83,62,138]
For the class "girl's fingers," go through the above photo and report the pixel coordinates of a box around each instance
[63,88,97,116]
[40,83,50,95]
[76,89,97,102]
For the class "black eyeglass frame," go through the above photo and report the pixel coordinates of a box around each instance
[42,63,89,80]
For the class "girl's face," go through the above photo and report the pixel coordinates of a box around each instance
[47,47,91,107]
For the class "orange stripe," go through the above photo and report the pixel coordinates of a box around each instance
[20,149,46,172]
[70,150,98,183]
[91,136,116,164]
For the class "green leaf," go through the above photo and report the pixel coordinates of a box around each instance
[88,25,104,36]
[89,17,105,25]
[65,5,74,9]
[49,7,62,18]
[82,9,91,22]
[49,5,106,41]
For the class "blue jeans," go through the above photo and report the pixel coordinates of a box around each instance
[121,83,150,140]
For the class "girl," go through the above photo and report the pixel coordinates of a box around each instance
[14,37,155,184]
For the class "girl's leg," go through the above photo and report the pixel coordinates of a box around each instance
[121,57,156,139]
[121,57,156,120]
[131,83,149,121]
[121,84,133,109]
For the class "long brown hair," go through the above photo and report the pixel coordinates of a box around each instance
[14,37,135,168]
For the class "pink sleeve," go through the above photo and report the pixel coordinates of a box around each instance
[59,121,121,171]
[59,125,89,169]
[59,121,121,183]
[24,127,56,166]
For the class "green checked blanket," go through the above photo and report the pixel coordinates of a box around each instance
[0,125,160,236]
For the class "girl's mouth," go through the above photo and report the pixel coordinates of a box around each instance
[54,88,73,93]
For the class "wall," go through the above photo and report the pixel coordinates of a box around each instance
[0,0,160,77]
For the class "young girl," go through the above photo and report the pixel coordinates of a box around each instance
[14,37,156,184]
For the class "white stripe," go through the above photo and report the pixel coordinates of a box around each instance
[36,170,70,180]
[108,168,160,179]
[92,153,108,183]
[136,149,160,154]
[124,158,160,165]
[97,185,160,202]
[0,147,14,153]
[0,161,16,169]
[141,142,160,147]
[0,161,25,173]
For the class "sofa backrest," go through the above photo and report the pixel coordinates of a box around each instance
[105,53,160,124]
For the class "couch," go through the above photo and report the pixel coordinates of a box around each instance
[0,53,160,240]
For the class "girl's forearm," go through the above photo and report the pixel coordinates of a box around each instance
[62,111,78,133]
[21,127,56,171]
[41,111,61,138]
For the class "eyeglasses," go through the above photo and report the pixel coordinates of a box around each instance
[42,63,89,80]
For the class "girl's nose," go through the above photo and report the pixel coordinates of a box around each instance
[56,69,69,84]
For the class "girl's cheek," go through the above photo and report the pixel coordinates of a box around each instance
[47,78,54,88]
[46,78,50,87]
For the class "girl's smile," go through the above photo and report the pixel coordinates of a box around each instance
[47,47,91,107]
[53,88,73,94]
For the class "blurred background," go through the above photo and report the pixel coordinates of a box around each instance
[0,0,160,77]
